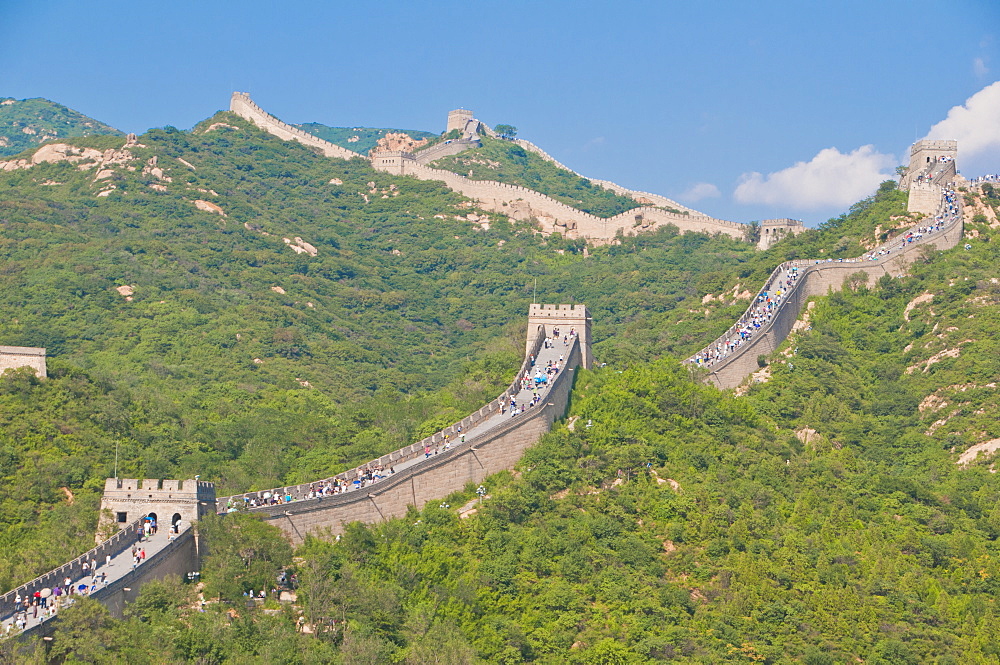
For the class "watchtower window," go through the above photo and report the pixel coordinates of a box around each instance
[116,512,128,523]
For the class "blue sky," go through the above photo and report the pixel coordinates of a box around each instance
[1,0,998,225]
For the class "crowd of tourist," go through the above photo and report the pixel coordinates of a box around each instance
[224,329,573,513]
[913,156,955,185]
[690,266,800,368]
[970,174,1000,186]
[688,188,959,370]
[863,189,957,261]
[4,521,156,634]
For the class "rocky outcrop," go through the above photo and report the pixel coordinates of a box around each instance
[369,132,428,156]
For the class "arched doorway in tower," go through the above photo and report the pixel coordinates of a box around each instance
[172,513,182,534]
[146,512,158,535]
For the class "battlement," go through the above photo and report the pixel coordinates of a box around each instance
[528,304,592,368]
[529,303,589,317]
[0,345,46,378]
[447,108,474,133]
[910,139,957,157]
[98,478,216,541]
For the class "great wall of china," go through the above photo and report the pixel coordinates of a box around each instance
[0,102,968,641]
[228,92,805,248]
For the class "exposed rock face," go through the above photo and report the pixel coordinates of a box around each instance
[283,237,318,256]
[194,199,225,215]
[0,142,140,173]
[368,132,428,156]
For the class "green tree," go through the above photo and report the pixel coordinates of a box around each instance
[494,124,518,140]
[200,513,293,602]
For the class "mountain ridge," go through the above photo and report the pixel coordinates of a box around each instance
[0,96,121,158]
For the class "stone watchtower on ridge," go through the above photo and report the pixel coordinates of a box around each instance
[899,139,958,214]
[447,109,474,134]
[528,304,593,369]
[97,478,215,541]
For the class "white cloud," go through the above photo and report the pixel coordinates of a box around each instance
[973,57,989,78]
[733,145,895,210]
[925,80,1000,160]
[679,182,720,202]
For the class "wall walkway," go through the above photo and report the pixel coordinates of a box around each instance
[217,326,581,544]
[689,187,963,389]
[3,524,199,638]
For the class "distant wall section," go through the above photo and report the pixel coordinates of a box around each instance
[231,94,799,245]
[229,92,363,159]
[0,346,46,378]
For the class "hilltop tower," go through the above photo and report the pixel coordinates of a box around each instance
[758,219,806,250]
[528,304,592,369]
[97,478,216,541]
[447,108,474,134]
[899,139,958,190]
[899,139,958,214]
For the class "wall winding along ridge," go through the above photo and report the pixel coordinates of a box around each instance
[229,93,363,160]
[228,93,799,244]
[216,316,583,544]
[689,187,963,390]
[4,310,586,635]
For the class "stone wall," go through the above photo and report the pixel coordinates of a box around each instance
[371,156,748,242]
[217,322,556,511]
[1,517,146,627]
[230,94,761,244]
[412,138,479,164]
[229,92,363,160]
[19,527,200,641]
[0,345,46,378]
[699,199,964,390]
[251,338,581,544]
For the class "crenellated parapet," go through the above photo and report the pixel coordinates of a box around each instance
[229,92,364,160]
[97,477,216,542]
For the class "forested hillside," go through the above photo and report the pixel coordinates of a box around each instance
[27,205,999,665]
[0,97,120,157]
[0,111,819,590]
[3,103,999,663]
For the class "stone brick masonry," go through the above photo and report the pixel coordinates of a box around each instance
[0,345,46,378]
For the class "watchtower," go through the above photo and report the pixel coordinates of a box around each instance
[900,139,958,189]
[528,304,592,369]
[758,219,806,250]
[447,108,474,134]
[0,345,46,378]
[97,478,216,541]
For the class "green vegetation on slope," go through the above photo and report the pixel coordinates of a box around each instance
[0,112,815,591]
[41,211,996,664]
[431,136,643,218]
[4,101,997,662]
[296,122,439,153]
[0,97,121,157]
